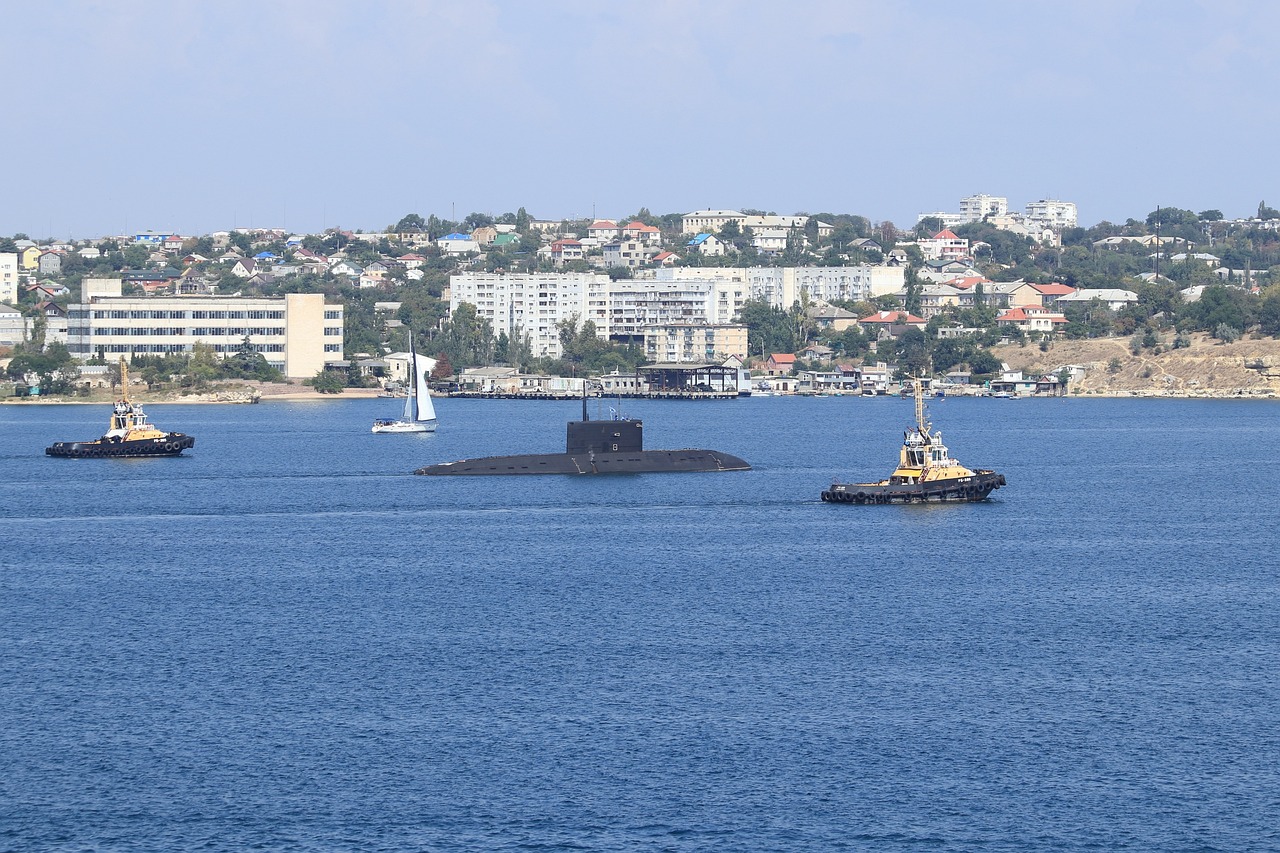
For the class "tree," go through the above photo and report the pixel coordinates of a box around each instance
[1259,290,1280,336]
[432,351,454,380]
[968,349,1001,376]
[1198,209,1224,221]
[735,298,797,356]
[309,369,345,393]
[6,340,80,394]
[1260,201,1280,220]
[892,327,930,377]
[394,213,426,233]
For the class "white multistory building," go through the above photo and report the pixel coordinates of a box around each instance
[0,252,18,304]
[66,279,342,378]
[1025,199,1078,230]
[453,266,906,359]
[450,272,610,360]
[959,194,1009,221]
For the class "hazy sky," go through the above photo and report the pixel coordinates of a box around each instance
[5,0,1275,238]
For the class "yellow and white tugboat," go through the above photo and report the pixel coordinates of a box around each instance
[46,358,195,459]
[821,376,1004,504]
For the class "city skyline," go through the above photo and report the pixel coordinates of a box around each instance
[4,0,1275,238]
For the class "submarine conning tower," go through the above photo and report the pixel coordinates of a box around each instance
[567,392,644,454]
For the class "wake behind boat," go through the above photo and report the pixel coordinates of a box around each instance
[373,336,437,434]
[46,358,195,459]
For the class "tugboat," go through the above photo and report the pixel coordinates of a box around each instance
[414,390,749,476]
[821,376,1004,504]
[46,358,195,459]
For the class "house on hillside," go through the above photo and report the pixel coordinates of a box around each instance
[996,305,1068,334]
[437,233,476,256]
[686,233,727,257]
[1055,288,1139,312]
[588,220,620,241]
[806,303,859,331]
[549,239,584,266]
[765,353,796,375]
[621,221,662,246]
[859,310,926,338]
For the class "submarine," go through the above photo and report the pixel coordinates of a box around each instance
[413,394,750,476]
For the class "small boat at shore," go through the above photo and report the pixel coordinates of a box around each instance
[821,377,1005,504]
[46,358,195,459]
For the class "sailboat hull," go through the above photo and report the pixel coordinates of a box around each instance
[372,419,437,434]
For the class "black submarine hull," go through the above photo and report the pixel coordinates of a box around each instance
[414,448,750,476]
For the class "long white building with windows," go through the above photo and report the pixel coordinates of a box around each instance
[66,279,342,379]
[452,266,905,359]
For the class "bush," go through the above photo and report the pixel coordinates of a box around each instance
[1214,323,1241,343]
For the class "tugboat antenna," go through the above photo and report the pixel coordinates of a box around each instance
[914,374,928,435]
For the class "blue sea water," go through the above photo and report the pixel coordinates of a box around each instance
[1,395,1278,852]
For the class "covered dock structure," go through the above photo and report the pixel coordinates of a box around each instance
[637,362,742,399]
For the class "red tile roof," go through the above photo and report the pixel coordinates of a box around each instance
[769,353,796,363]
[859,310,925,324]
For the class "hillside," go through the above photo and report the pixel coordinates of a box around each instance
[997,333,1280,397]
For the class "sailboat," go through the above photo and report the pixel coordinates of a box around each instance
[372,337,437,433]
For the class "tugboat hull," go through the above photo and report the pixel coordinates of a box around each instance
[415,448,749,475]
[822,471,1005,504]
[46,433,195,459]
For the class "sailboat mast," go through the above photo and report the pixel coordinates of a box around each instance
[408,332,418,422]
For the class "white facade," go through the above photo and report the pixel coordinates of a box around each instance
[66,289,342,378]
[654,265,902,310]
[450,272,610,360]
[1025,199,1078,230]
[681,209,745,235]
[959,194,1008,221]
[0,303,22,347]
[0,253,18,303]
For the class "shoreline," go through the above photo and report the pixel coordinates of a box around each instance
[6,388,1277,404]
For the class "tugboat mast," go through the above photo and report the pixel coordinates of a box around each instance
[914,374,930,438]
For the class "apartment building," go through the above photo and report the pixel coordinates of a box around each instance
[450,272,610,359]
[959,194,1008,221]
[66,279,342,378]
[1025,199,1078,230]
[643,323,749,363]
[0,252,18,304]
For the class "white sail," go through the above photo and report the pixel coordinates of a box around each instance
[413,353,437,422]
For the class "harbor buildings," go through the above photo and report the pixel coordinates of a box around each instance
[65,278,342,379]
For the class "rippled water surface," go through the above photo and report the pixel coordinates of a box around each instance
[2,395,1278,851]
